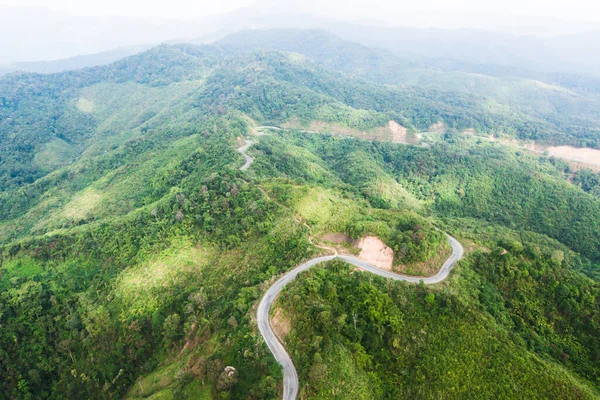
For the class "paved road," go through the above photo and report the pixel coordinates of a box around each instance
[237,139,254,171]
[237,139,464,399]
[257,237,463,400]
[255,125,282,131]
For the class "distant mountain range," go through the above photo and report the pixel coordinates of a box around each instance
[0,44,152,76]
[2,5,600,79]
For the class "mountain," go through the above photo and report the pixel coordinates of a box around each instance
[4,5,600,80]
[0,44,153,76]
[188,6,600,78]
[213,29,600,147]
[0,30,599,399]
[326,24,600,77]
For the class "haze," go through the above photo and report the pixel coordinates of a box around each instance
[1,0,600,73]
[4,0,600,25]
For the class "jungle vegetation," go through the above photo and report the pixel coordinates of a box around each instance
[0,29,599,399]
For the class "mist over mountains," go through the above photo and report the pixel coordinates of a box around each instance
[2,4,600,78]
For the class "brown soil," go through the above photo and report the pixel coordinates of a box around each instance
[234,136,246,147]
[496,137,536,151]
[388,120,408,143]
[356,236,394,271]
[282,119,419,144]
[282,119,364,136]
[544,146,600,168]
[460,238,491,253]
[249,127,265,136]
[530,144,600,173]
[180,323,198,354]
[468,133,600,173]
[271,308,291,341]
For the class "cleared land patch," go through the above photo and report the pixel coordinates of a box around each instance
[62,187,103,221]
[356,236,394,271]
[544,146,600,169]
[115,240,212,316]
[281,119,419,144]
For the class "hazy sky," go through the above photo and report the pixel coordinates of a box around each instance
[1,0,599,64]
[2,0,600,23]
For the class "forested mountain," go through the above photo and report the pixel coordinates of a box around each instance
[0,30,599,399]
[215,29,600,145]
[329,24,600,77]
[0,45,152,77]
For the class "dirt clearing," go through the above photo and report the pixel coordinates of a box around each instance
[544,146,600,168]
[282,119,420,144]
[388,120,408,143]
[356,236,394,271]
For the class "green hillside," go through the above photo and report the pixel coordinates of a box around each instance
[0,31,599,399]
[217,29,600,148]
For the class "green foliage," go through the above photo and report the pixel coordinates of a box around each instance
[574,168,600,197]
[277,258,599,399]
[0,32,599,400]
[263,131,600,263]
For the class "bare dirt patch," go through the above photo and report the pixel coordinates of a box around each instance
[470,134,600,172]
[250,129,265,136]
[356,236,394,271]
[282,119,360,135]
[76,97,94,113]
[234,136,247,147]
[388,120,407,143]
[543,146,600,168]
[62,188,102,221]
[282,119,417,144]
[387,120,420,145]
[491,136,537,151]
[528,144,600,173]
[459,238,491,254]
[316,232,358,255]
[271,308,291,341]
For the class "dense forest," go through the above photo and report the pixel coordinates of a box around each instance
[0,29,599,399]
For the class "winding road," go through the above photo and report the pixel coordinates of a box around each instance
[238,138,465,400]
[237,139,255,171]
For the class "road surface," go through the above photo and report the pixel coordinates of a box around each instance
[256,236,463,400]
[238,139,464,400]
[237,139,254,171]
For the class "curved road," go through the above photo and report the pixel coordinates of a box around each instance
[238,138,465,400]
[237,139,255,171]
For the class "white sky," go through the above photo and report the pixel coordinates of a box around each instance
[2,0,600,23]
